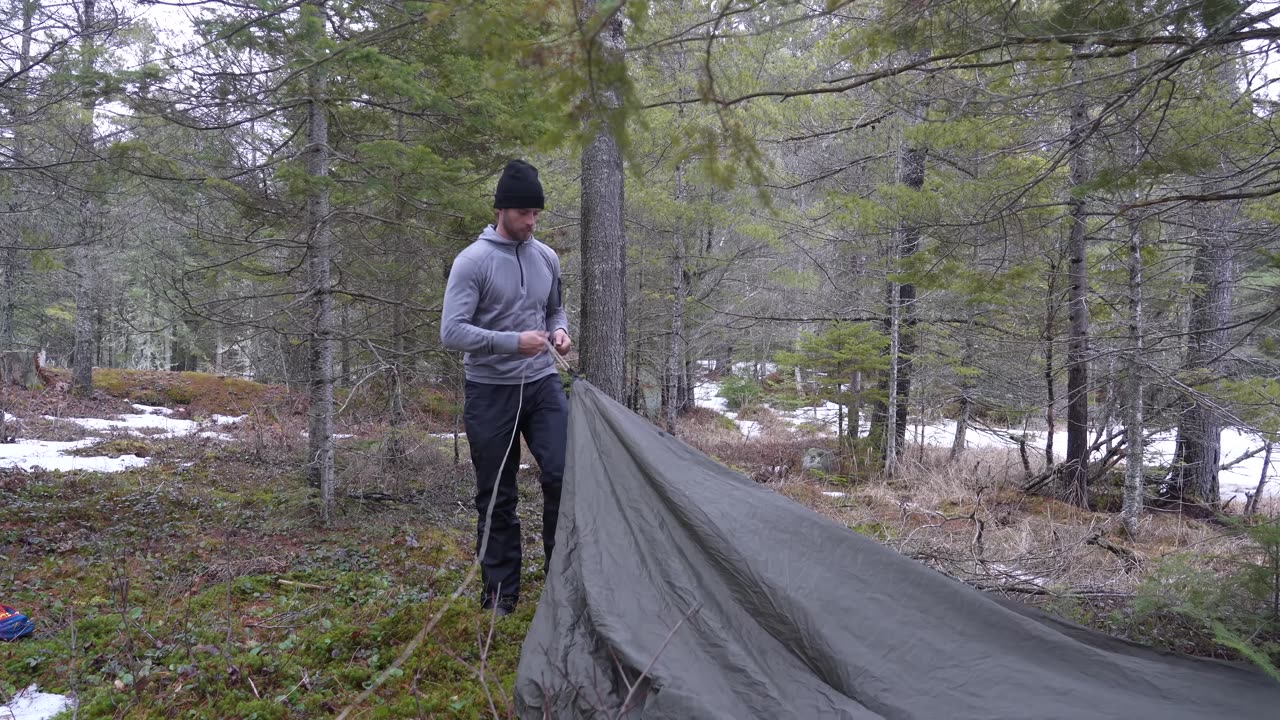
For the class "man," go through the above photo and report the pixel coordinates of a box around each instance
[440,159,572,617]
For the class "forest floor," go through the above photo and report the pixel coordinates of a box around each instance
[1,369,1276,718]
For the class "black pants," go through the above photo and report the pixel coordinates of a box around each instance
[464,373,568,607]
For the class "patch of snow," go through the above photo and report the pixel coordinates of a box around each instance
[695,379,1277,497]
[198,432,236,442]
[211,414,245,425]
[10,408,249,473]
[731,361,778,376]
[693,383,728,413]
[0,684,74,720]
[735,419,762,438]
[921,421,1278,497]
[0,438,148,473]
[821,491,846,498]
[47,413,199,438]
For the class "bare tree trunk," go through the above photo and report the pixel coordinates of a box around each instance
[1172,216,1233,507]
[1246,442,1273,517]
[578,0,627,401]
[71,242,95,393]
[627,247,644,413]
[71,0,100,395]
[893,112,926,455]
[849,370,862,445]
[1122,64,1146,537]
[682,355,694,413]
[303,0,336,523]
[1122,213,1145,539]
[0,247,17,351]
[1044,260,1058,469]
[387,304,407,466]
[340,304,351,387]
[884,279,900,477]
[664,163,686,435]
[2,0,35,353]
[1062,47,1091,508]
[952,325,975,459]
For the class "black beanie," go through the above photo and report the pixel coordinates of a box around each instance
[493,159,545,209]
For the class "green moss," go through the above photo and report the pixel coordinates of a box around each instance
[850,521,893,541]
[90,368,278,415]
[67,438,154,457]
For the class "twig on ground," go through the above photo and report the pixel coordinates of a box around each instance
[276,579,328,591]
[1087,532,1142,573]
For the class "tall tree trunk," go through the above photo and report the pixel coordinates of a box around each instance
[1122,213,1145,539]
[386,176,410,466]
[952,323,975,459]
[71,0,99,395]
[1044,258,1058,469]
[1122,65,1146,538]
[627,247,644,412]
[664,163,686,435]
[884,279,901,476]
[578,0,627,401]
[387,303,407,466]
[849,370,862,446]
[682,355,694,413]
[893,100,926,455]
[1246,442,1273,517]
[0,247,18,351]
[340,303,351,387]
[1,0,34,353]
[1172,208,1234,506]
[1062,47,1091,508]
[303,0,336,523]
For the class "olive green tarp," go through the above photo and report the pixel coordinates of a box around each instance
[514,379,1280,719]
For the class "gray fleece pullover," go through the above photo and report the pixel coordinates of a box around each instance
[440,226,568,384]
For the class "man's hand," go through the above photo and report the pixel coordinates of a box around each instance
[552,329,572,355]
[517,330,549,356]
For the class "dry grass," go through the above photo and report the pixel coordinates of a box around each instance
[773,444,1263,602]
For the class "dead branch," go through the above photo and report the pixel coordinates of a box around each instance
[1086,532,1142,573]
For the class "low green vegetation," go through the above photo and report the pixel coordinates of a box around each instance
[1,430,539,718]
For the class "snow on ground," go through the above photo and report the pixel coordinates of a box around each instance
[693,380,1277,497]
[0,685,74,720]
[132,403,173,415]
[0,438,150,472]
[47,405,247,440]
[694,383,759,437]
[2,407,246,473]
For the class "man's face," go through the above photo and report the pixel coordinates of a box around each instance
[497,208,540,242]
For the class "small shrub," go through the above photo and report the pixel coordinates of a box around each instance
[718,374,760,410]
[1124,518,1280,675]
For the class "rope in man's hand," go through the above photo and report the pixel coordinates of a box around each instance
[544,337,572,373]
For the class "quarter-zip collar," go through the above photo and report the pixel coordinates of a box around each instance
[480,224,529,289]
